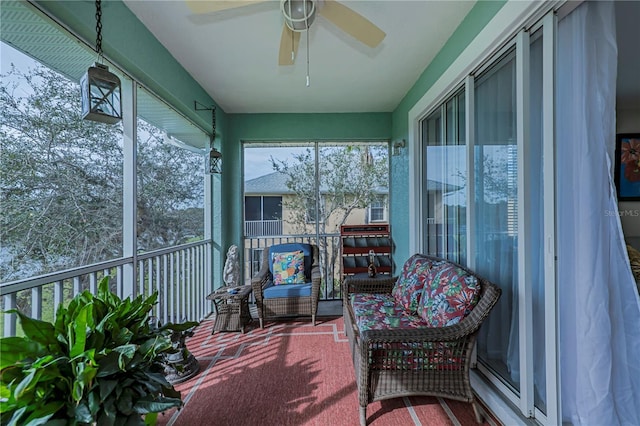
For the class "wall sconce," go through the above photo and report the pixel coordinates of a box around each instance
[393,139,406,156]
[195,101,221,174]
[81,0,122,124]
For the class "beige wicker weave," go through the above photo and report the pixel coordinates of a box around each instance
[343,255,502,426]
[251,244,321,328]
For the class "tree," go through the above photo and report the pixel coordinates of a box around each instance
[270,145,388,296]
[0,63,203,282]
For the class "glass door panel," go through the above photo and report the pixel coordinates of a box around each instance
[421,90,467,263]
[529,29,547,414]
[474,48,521,394]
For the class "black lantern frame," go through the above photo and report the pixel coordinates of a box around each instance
[81,0,122,124]
[81,62,122,124]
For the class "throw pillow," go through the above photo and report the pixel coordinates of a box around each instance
[272,251,306,285]
[417,264,480,327]
[392,254,434,313]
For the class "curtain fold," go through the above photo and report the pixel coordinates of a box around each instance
[557,2,640,424]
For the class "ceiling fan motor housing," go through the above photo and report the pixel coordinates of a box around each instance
[281,0,316,31]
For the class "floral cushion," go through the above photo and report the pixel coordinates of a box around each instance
[417,264,480,327]
[391,254,447,313]
[349,293,463,370]
[272,251,306,285]
[350,293,429,332]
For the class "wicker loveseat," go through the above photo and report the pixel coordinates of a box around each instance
[343,254,501,426]
[251,243,321,327]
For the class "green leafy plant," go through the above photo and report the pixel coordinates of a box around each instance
[0,276,198,426]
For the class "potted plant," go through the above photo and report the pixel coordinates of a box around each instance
[0,276,198,425]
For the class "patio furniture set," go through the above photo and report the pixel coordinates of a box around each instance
[207,244,501,426]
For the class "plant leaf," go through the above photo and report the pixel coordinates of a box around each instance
[143,412,158,426]
[14,369,36,400]
[99,379,118,402]
[21,401,64,426]
[9,310,57,346]
[74,402,93,424]
[0,337,44,369]
[132,396,182,414]
[69,303,91,358]
[6,406,26,426]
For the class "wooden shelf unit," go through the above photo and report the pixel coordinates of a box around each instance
[340,224,392,277]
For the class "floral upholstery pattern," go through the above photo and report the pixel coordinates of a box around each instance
[272,251,306,285]
[417,264,480,327]
[349,294,463,370]
[391,254,446,313]
[350,293,429,331]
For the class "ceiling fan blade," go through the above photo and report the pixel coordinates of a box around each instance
[319,0,385,48]
[278,24,300,66]
[185,0,268,14]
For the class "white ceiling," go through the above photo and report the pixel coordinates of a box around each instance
[123,0,476,114]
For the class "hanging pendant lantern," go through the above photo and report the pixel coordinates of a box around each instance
[195,101,221,175]
[81,0,122,124]
[206,147,223,175]
[81,63,122,124]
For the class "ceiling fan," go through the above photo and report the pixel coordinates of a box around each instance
[185,0,386,66]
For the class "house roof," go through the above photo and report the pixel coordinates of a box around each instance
[245,172,294,195]
[244,171,389,195]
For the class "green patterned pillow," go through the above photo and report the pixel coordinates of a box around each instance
[272,251,306,285]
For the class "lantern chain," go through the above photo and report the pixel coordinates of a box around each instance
[95,0,103,58]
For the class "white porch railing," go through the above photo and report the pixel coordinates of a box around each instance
[0,240,213,338]
[244,220,283,236]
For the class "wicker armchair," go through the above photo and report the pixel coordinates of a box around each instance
[343,255,502,425]
[251,243,321,328]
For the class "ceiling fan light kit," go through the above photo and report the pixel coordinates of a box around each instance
[281,0,316,32]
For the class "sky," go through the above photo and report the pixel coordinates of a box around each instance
[1,42,36,73]
[243,146,310,181]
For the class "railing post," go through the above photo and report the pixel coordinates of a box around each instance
[31,287,42,320]
[3,294,17,337]
[121,78,136,298]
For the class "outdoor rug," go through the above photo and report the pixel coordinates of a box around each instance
[157,317,501,426]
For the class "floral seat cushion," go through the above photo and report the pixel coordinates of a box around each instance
[350,293,429,332]
[349,293,463,371]
[417,264,480,327]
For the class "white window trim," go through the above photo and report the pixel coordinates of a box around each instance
[368,196,388,223]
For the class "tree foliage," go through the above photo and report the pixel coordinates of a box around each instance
[0,64,203,282]
[270,145,388,294]
[271,145,388,234]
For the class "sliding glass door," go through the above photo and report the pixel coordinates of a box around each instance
[418,12,558,424]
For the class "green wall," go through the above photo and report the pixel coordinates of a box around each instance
[389,1,506,265]
[224,113,391,252]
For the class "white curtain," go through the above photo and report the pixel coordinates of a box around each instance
[557,2,640,424]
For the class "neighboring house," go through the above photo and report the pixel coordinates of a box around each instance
[243,171,388,237]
